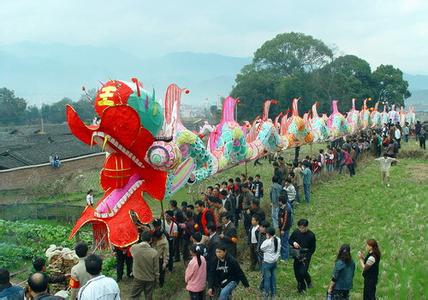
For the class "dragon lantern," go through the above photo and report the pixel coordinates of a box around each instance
[67,79,168,247]
[67,77,387,247]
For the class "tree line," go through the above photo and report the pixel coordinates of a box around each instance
[230,32,411,121]
[0,88,96,126]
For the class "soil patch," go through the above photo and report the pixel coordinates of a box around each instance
[407,163,428,184]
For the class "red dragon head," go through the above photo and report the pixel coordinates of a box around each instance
[67,79,167,248]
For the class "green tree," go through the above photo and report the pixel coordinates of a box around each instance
[209,105,221,124]
[232,68,279,120]
[25,105,41,124]
[312,55,374,112]
[372,65,411,107]
[74,88,97,122]
[231,32,333,121]
[275,71,318,115]
[0,88,27,125]
[252,32,333,76]
[44,97,73,123]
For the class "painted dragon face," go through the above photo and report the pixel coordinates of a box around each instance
[67,79,167,247]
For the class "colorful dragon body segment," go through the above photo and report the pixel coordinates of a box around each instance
[399,106,407,127]
[208,97,252,170]
[406,106,416,127]
[249,100,283,152]
[370,102,382,129]
[328,100,349,139]
[359,99,371,129]
[67,77,398,247]
[347,98,360,134]
[309,103,329,142]
[145,84,214,196]
[283,98,313,146]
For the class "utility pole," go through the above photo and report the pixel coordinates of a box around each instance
[40,102,45,134]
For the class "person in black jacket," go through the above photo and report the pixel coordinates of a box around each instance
[113,246,133,282]
[241,183,255,236]
[219,213,238,257]
[252,174,264,200]
[170,200,185,262]
[222,191,237,223]
[32,257,68,284]
[207,223,221,266]
[207,244,249,299]
[278,194,293,261]
[289,218,316,294]
[248,215,261,271]
[250,199,266,223]
[358,239,381,300]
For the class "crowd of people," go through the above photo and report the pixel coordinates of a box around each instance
[5,120,425,300]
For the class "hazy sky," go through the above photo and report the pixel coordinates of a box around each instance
[1,0,427,74]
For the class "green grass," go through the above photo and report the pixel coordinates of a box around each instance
[122,145,427,299]
[132,143,428,299]
[229,155,428,299]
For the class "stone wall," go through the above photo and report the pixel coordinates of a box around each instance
[0,153,104,190]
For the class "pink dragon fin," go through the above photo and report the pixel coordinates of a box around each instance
[262,99,278,121]
[291,98,300,117]
[163,84,189,135]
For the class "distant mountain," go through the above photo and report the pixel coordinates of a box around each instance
[404,73,428,90]
[403,74,428,111]
[0,42,251,106]
[406,90,428,111]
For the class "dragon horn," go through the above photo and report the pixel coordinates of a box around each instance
[131,77,141,97]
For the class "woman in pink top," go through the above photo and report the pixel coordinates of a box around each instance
[185,244,207,300]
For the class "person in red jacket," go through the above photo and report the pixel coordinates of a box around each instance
[194,200,216,235]
[342,148,355,177]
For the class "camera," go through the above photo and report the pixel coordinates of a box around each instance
[289,248,310,260]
